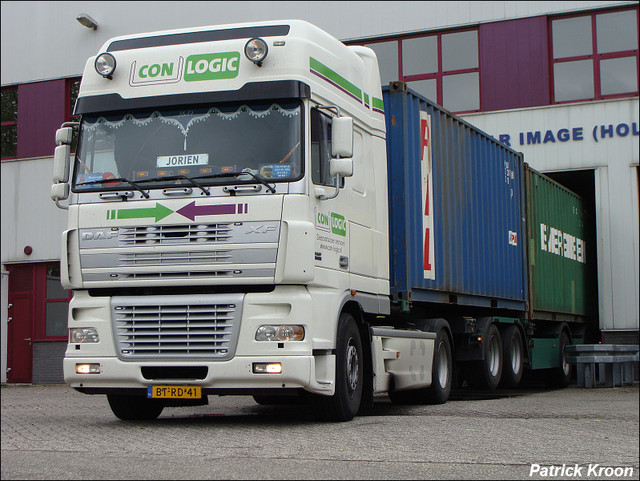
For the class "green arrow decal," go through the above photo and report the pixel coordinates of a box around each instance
[107,203,174,222]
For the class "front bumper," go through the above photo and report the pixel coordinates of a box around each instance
[64,354,335,395]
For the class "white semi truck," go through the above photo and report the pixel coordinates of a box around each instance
[52,19,593,422]
[51,20,449,422]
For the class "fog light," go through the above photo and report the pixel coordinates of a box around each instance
[253,362,282,374]
[244,37,268,66]
[95,52,116,78]
[69,327,99,343]
[76,363,101,374]
[255,325,304,341]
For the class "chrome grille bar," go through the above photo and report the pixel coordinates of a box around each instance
[112,294,243,360]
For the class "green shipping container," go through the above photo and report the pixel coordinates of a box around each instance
[525,165,597,320]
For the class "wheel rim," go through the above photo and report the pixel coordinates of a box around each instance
[561,346,570,377]
[488,335,500,377]
[510,337,522,375]
[436,340,449,387]
[346,339,359,393]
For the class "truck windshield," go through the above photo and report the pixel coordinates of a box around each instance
[72,101,302,192]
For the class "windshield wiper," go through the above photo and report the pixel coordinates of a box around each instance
[75,177,150,199]
[193,171,277,194]
[135,174,210,196]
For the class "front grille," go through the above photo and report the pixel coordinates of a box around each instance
[119,250,232,265]
[112,294,243,360]
[119,224,233,246]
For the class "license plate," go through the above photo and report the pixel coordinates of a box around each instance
[147,386,202,399]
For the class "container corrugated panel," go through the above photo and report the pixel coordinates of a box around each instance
[525,165,597,319]
[384,84,527,310]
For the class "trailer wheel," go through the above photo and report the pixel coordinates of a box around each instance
[548,331,572,388]
[312,312,363,422]
[107,394,164,421]
[467,324,502,391]
[500,325,524,388]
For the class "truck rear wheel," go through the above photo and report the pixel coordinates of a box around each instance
[387,328,452,405]
[425,328,452,404]
[467,324,502,391]
[107,394,164,421]
[312,312,363,422]
[500,325,524,388]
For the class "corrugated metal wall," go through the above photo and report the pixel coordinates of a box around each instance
[385,85,527,310]
[526,166,597,319]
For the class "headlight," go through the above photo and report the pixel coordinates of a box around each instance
[76,363,101,374]
[255,325,305,341]
[69,327,100,343]
[244,37,268,66]
[95,52,116,78]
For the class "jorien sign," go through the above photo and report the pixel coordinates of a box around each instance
[184,52,240,81]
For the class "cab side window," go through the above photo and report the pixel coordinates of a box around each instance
[310,108,335,187]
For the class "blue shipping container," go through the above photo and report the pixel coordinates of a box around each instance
[383,84,528,310]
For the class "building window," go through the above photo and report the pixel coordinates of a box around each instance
[551,7,639,103]
[365,41,399,86]
[66,77,81,152]
[42,264,70,338]
[1,86,18,159]
[361,28,480,113]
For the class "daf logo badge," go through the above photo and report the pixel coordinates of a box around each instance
[81,229,118,241]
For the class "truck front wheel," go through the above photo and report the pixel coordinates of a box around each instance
[107,394,164,421]
[312,312,363,422]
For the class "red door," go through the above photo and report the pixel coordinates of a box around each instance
[7,294,34,382]
[7,265,35,383]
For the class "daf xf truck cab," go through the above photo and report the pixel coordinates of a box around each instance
[51,20,447,422]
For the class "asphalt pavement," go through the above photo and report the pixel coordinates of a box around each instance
[1,383,638,480]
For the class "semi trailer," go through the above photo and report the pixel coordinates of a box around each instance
[51,19,596,422]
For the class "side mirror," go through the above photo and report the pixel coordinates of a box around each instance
[56,127,73,145]
[332,116,353,158]
[330,157,353,177]
[53,144,71,183]
[51,182,70,201]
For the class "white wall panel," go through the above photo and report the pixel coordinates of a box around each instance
[2,1,634,86]
[0,158,68,264]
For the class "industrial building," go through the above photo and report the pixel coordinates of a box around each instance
[1,1,638,383]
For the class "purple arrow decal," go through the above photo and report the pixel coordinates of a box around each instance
[177,201,238,221]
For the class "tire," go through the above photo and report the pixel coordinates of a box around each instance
[107,394,164,421]
[467,324,502,391]
[548,331,572,388]
[500,325,524,388]
[425,328,453,404]
[312,313,363,422]
[387,328,452,405]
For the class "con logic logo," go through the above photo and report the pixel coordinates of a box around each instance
[130,57,184,86]
[316,211,347,237]
[129,51,240,87]
[184,52,240,81]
